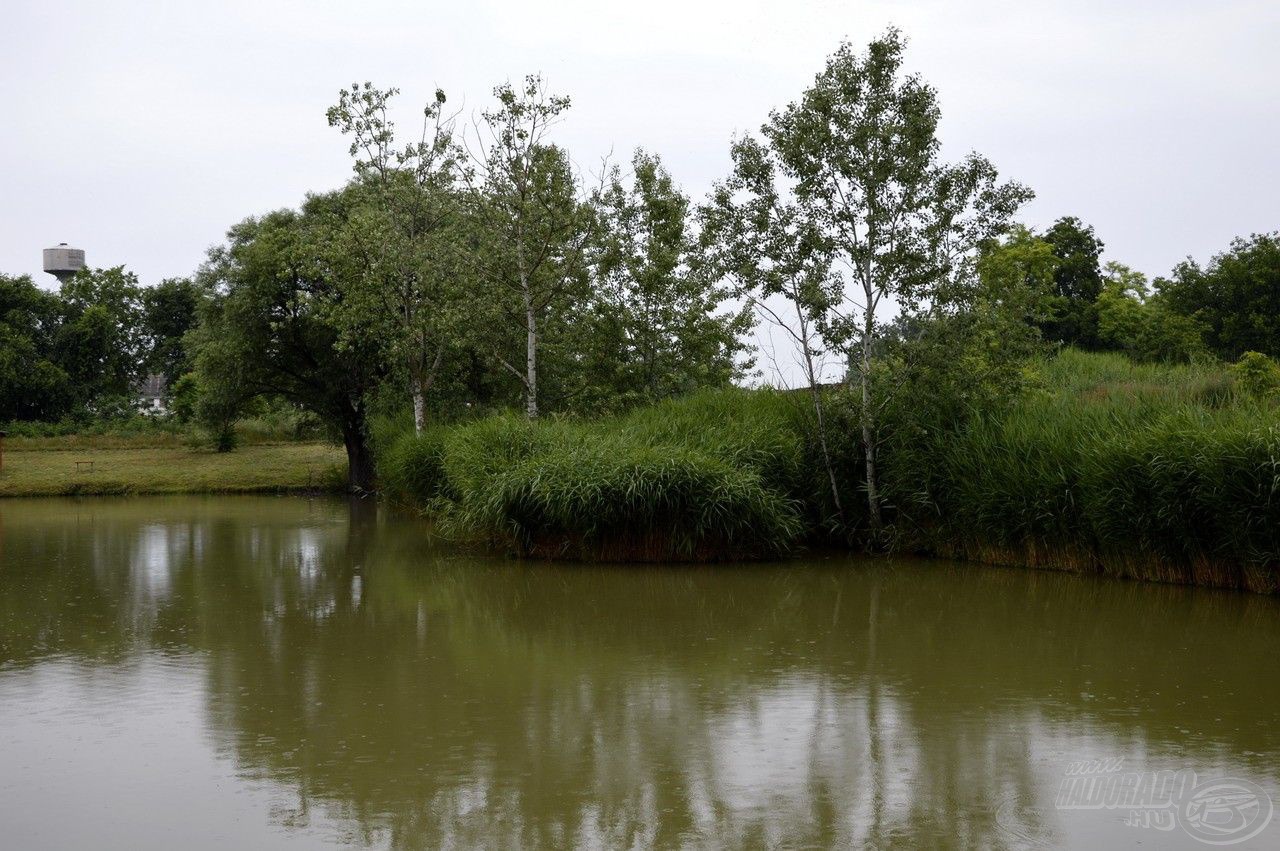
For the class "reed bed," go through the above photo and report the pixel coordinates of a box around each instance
[378,350,1280,589]
[889,350,1280,592]
[378,389,808,560]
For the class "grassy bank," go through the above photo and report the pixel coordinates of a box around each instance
[379,350,1280,592]
[378,389,810,561]
[0,443,346,497]
[891,350,1280,593]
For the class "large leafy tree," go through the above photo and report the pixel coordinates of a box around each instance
[55,266,146,407]
[141,276,201,384]
[1039,216,1105,347]
[701,135,845,521]
[190,190,388,490]
[729,30,1031,538]
[0,273,71,421]
[1157,232,1280,360]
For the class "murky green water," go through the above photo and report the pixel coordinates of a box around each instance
[0,496,1277,849]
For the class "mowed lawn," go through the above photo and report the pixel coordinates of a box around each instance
[0,443,347,497]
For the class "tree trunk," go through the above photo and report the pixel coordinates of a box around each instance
[524,288,538,419]
[797,306,843,524]
[514,225,539,420]
[342,418,376,493]
[859,286,883,541]
[412,383,426,434]
[410,341,444,435]
[809,381,844,523]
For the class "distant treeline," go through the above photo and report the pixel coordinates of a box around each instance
[0,271,197,422]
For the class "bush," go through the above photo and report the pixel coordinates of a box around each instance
[378,427,450,505]
[1232,351,1280,401]
[456,440,803,560]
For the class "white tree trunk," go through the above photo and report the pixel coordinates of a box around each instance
[412,384,426,434]
[515,228,539,420]
[859,274,883,539]
[524,289,538,419]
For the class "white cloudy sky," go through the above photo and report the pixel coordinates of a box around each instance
[2,1,1277,364]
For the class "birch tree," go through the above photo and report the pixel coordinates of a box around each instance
[738,30,1031,538]
[327,83,462,433]
[464,75,593,419]
[593,148,749,403]
[700,135,846,524]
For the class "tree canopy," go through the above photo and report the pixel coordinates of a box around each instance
[1157,233,1280,360]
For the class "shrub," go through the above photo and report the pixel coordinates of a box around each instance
[1232,351,1280,401]
[378,427,450,505]
[456,440,803,560]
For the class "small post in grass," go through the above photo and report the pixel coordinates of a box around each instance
[0,430,6,474]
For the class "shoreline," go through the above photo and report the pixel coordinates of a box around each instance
[0,443,347,498]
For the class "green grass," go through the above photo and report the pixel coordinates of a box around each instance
[377,350,1280,590]
[379,389,808,561]
[885,350,1280,592]
[2,412,326,452]
[0,443,347,497]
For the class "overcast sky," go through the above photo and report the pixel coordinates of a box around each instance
[3,1,1276,309]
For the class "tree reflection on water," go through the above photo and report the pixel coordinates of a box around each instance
[1,496,1277,849]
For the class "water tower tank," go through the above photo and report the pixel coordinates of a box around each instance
[43,243,86,285]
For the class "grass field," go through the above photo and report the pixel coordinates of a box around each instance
[0,443,347,497]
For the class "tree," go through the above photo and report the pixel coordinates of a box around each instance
[54,266,145,408]
[742,30,1031,538]
[1095,262,1150,351]
[1039,216,1105,347]
[877,226,1054,520]
[1095,262,1207,363]
[591,148,749,405]
[879,227,1054,433]
[701,135,846,523]
[1157,232,1280,360]
[190,191,389,489]
[327,83,465,433]
[141,277,201,385]
[1134,304,1206,364]
[0,273,71,421]
[465,75,594,419]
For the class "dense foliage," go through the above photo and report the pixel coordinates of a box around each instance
[378,390,807,560]
[1156,233,1280,360]
[0,269,197,423]
[377,351,1280,591]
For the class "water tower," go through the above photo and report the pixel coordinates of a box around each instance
[43,243,85,285]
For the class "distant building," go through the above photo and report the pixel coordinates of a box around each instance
[136,373,168,415]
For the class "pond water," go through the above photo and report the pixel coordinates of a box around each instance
[0,496,1277,849]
